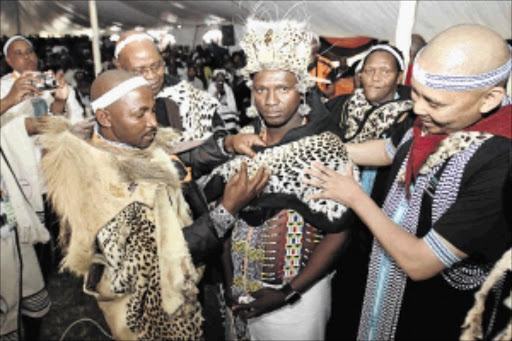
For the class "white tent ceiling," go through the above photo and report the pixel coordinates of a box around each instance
[1,1,511,44]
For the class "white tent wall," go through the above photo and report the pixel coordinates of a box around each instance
[2,1,511,42]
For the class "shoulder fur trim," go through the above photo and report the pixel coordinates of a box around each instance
[39,123,185,276]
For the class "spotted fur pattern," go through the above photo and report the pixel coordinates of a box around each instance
[96,202,203,340]
[342,89,413,143]
[207,131,359,222]
[157,80,219,142]
[419,131,493,175]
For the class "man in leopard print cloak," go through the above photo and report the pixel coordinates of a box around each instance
[203,18,359,340]
[38,70,269,340]
[304,24,511,340]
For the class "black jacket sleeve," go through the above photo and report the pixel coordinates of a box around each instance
[182,213,222,266]
[177,129,231,179]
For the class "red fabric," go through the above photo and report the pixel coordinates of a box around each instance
[405,63,413,86]
[323,37,374,49]
[405,104,512,194]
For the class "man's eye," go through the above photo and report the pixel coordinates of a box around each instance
[429,103,439,109]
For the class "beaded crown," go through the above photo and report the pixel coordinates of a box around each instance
[240,18,314,93]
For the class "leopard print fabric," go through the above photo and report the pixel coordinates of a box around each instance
[419,131,493,175]
[96,202,203,340]
[342,89,413,143]
[396,130,494,182]
[157,80,219,142]
[207,131,360,222]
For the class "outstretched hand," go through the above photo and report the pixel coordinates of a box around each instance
[224,133,266,158]
[303,160,362,206]
[221,162,270,215]
[232,288,286,319]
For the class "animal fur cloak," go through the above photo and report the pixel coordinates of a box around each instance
[37,117,203,340]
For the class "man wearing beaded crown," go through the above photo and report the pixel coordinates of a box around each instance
[304,24,511,340]
[203,18,355,340]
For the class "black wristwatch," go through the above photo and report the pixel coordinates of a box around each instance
[279,283,301,305]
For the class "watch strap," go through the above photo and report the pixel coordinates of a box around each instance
[279,283,301,305]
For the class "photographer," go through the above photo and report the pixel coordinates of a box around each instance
[0,35,84,126]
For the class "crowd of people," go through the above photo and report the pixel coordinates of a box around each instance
[0,16,511,341]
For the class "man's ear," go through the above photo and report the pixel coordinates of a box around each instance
[480,86,505,115]
[5,55,13,70]
[95,108,112,128]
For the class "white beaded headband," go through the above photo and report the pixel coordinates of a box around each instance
[91,76,149,112]
[365,44,405,71]
[114,33,154,58]
[413,46,512,91]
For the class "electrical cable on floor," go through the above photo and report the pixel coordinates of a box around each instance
[59,317,113,341]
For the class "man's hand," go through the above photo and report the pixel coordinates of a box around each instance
[232,288,286,319]
[47,70,70,116]
[1,71,41,114]
[224,133,266,158]
[303,160,362,206]
[221,162,270,215]
[51,70,70,102]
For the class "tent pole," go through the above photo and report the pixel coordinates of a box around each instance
[395,0,417,83]
[89,0,102,76]
[15,0,21,34]
[192,25,199,48]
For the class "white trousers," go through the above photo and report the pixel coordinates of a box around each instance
[0,227,50,338]
[247,274,333,341]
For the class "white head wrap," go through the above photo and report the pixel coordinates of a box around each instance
[364,44,405,71]
[3,35,33,56]
[91,76,149,112]
[213,69,227,78]
[114,33,154,59]
[413,46,512,91]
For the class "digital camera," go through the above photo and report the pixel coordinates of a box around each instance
[34,73,58,90]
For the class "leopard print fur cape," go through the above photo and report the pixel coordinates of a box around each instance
[397,128,494,182]
[206,131,360,227]
[341,88,413,143]
[95,201,203,340]
[38,117,202,340]
[157,80,219,142]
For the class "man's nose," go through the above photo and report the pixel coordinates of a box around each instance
[147,112,157,127]
[413,97,428,116]
[266,90,278,106]
[371,70,383,81]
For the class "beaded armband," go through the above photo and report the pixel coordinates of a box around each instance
[210,204,237,238]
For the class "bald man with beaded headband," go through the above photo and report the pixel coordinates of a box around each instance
[38,69,269,340]
[304,24,511,340]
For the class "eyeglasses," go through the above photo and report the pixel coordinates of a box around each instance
[132,60,165,76]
